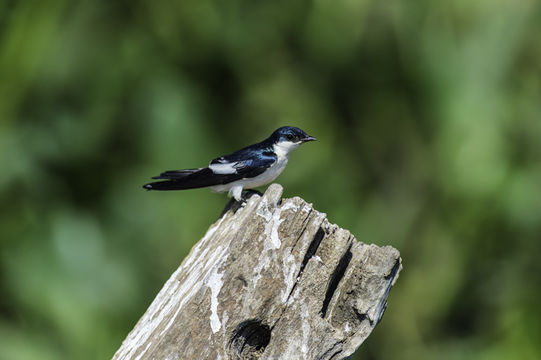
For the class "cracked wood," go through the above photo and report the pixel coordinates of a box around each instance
[113,184,402,360]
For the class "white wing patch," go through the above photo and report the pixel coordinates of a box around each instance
[209,162,239,175]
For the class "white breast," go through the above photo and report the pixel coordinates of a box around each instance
[249,153,288,187]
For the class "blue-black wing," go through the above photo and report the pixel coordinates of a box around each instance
[143,148,276,190]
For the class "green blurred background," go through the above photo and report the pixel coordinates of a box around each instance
[1,0,540,359]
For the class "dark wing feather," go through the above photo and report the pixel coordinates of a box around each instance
[144,168,221,190]
[143,149,277,191]
[209,145,272,165]
[210,148,277,179]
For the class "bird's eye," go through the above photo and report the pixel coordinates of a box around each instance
[286,134,295,141]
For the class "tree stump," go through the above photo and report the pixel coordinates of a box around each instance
[113,184,402,360]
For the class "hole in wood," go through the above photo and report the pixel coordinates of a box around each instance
[229,320,271,359]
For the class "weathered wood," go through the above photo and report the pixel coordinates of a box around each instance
[113,184,401,360]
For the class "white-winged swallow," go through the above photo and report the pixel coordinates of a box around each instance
[143,126,317,201]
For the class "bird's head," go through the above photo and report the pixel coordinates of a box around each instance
[270,126,317,155]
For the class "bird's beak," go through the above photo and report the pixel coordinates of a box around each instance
[302,135,317,142]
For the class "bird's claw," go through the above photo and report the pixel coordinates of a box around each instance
[240,189,262,203]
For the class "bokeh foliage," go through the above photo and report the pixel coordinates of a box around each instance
[1,0,540,359]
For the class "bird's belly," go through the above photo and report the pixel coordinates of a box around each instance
[210,158,288,193]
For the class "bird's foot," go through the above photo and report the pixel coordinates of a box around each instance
[240,189,263,203]
[220,189,263,218]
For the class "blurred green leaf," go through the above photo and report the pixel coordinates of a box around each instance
[0,0,540,359]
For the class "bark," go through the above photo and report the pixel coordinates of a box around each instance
[113,184,402,360]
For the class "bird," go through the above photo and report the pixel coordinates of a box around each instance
[143,126,317,201]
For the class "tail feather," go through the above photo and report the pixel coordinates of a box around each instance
[143,180,192,191]
[143,168,227,191]
[152,168,203,180]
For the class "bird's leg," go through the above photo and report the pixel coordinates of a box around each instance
[221,186,246,216]
[228,186,262,205]
[229,186,244,203]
